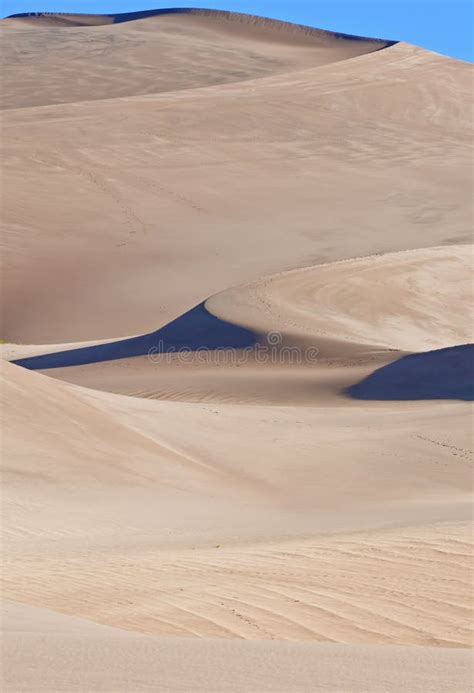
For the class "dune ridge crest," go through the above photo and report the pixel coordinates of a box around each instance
[6,245,472,408]
[0,8,396,111]
[5,7,396,46]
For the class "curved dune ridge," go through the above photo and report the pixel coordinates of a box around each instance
[9,245,473,406]
[1,9,473,693]
[1,8,393,110]
[4,11,116,26]
[206,244,474,354]
[5,7,392,40]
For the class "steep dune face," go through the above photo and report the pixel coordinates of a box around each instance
[1,9,473,693]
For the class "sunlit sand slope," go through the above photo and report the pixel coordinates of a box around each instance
[1,9,392,109]
[2,361,472,652]
[207,245,474,353]
[1,34,472,343]
[3,601,471,693]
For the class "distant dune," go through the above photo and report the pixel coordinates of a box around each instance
[5,7,393,39]
[1,9,473,693]
[1,9,393,109]
[5,6,394,46]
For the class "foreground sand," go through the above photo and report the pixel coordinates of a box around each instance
[1,9,473,692]
[2,358,472,690]
[3,602,471,693]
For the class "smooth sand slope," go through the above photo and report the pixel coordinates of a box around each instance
[1,14,472,343]
[1,9,392,109]
[2,360,473,632]
[207,245,474,353]
[1,9,473,693]
[2,601,471,693]
[1,358,473,690]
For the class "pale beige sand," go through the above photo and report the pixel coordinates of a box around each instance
[1,10,391,110]
[1,10,473,693]
[33,244,473,405]
[2,601,472,693]
[2,361,472,643]
[207,245,474,353]
[1,31,472,343]
[0,334,132,362]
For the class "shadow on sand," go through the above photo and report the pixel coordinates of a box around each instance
[347,344,474,401]
[13,303,258,371]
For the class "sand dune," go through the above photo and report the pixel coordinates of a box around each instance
[9,244,472,407]
[3,602,471,693]
[1,9,391,110]
[208,245,474,354]
[2,360,472,645]
[1,9,473,692]
[1,31,472,343]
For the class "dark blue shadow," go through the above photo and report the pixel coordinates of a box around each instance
[112,8,194,23]
[6,8,194,21]
[13,303,257,371]
[347,344,474,401]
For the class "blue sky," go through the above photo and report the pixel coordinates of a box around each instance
[1,0,472,62]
